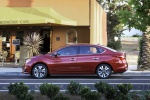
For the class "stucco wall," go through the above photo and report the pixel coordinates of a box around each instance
[52,26,90,51]
[102,8,107,45]
[90,0,107,46]
[0,0,89,26]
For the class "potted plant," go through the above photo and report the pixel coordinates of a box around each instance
[23,32,43,58]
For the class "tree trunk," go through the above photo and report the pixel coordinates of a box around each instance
[139,33,150,70]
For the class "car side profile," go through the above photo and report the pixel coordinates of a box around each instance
[22,44,128,79]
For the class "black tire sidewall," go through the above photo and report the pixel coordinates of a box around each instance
[96,64,112,79]
[32,64,48,79]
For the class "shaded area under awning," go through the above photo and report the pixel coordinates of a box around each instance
[0,7,77,26]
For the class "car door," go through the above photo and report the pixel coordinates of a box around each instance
[50,46,79,74]
[76,46,101,73]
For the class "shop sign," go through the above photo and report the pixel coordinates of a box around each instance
[0,20,29,24]
[2,37,6,41]
[12,39,20,45]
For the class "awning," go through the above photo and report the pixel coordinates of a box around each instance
[0,7,77,26]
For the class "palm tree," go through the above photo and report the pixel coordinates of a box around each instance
[23,32,43,58]
[139,29,150,70]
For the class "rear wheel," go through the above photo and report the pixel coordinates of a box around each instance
[32,64,48,79]
[96,64,112,79]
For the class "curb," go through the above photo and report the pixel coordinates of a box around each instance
[0,72,24,76]
[112,71,150,76]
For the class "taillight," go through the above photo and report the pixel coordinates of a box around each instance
[118,56,124,60]
[118,56,126,63]
[118,52,126,60]
[113,52,127,63]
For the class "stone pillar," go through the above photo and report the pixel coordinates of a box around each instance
[10,31,16,55]
[50,30,52,52]
[19,46,28,66]
[0,36,2,51]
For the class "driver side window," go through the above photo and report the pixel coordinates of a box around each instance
[57,46,78,56]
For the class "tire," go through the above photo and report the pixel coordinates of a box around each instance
[96,64,112,79]
[32,63,48,79]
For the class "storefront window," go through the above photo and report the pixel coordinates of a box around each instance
[2,31,10,41]
[15,31,24,51]
[2,31,10,51]
[66,28,77,44]
[16,31,24,45]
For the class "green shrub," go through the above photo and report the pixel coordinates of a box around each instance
[39,83,48,95]
[144,91,150,99]
[115,93,128,100]
[67,81,83,95]
[105,86,117,99]
[80,86,91,99]
[53,93,70,100]
[129,91,150,100]
[107,40,121,50]
[8,82,33,100]
[94,81,109,94]
[39,83,60,99]
[18,93,34,100]
[132,34,140,37]
[84,91,101,100]
[94,81,117,99]
[117,83,133,95]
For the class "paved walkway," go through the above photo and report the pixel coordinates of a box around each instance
[0,63,150,76]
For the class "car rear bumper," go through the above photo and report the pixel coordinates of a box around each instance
[113,64,128,73]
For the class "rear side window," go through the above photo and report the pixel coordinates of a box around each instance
[97,48,105,53]
[80,46,99,54]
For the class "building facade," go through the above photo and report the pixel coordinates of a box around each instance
[0,0,107,62]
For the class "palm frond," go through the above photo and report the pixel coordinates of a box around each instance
[23,32,43,57]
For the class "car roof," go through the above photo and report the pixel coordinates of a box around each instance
[66,43,102,47]
[66,44,117,52]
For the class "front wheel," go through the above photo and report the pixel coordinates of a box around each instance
[96,64,112,79]
[32,64,48,79]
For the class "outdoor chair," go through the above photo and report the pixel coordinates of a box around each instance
[15,51,20,65]
[0,51,8,66]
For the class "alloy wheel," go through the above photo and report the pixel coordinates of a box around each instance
[32,64,47,79]
[97,64,111,79]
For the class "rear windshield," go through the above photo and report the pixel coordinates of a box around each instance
[101,46,117,52]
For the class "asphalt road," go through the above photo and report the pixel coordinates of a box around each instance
[0,75,150,92]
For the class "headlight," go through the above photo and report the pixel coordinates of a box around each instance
[25,59,31,63]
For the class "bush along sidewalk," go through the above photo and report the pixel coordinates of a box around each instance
[39,83,69,100]
[94,81,133,100]
[6,81,150,100]
[8,82,33,100]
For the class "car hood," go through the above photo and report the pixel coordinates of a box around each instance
[31,54,51,59]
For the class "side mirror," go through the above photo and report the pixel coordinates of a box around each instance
[53,52,58,57]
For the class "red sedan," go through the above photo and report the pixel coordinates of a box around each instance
[22,44,128,79]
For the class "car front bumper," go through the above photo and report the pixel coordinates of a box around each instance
[22,64,32,74]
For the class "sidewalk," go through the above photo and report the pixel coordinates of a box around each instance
[0,64,150,76]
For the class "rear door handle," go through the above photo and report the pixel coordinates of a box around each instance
[69,58,76,61]
[92,58,99,60]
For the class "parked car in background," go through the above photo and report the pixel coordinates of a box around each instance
[22,44,128,79]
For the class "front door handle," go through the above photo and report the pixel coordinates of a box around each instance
[69,58,76,61]
[92,58,99,60]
